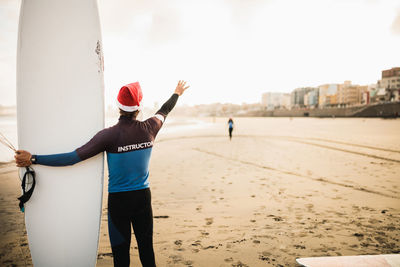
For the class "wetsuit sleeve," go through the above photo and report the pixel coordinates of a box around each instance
[156,93,179,118]
[145,93,179,136]
[33,129,109,166]
[75,129,109,161]
[34,151,81,166]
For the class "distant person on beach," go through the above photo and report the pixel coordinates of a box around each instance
[228,118,234,140]
[15,80,190,267]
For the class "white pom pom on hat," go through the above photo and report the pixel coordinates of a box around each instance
[117,82,143,112]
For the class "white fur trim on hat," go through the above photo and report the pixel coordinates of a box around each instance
[116,100,141,112]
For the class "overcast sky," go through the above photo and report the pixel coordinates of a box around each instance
[1,0,400,107]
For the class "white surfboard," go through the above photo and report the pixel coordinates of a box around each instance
[17,0,105,266]
[296,254,400,267]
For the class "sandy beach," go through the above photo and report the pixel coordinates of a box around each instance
[1,117,399,266]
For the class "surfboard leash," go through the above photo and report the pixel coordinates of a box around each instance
[18,167,36,213]
[0,132,36,212]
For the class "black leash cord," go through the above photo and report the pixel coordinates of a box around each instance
[18,167,36,212]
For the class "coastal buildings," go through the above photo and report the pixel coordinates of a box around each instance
[261,67,399,111]
[261,92,290,110]
[304,88,319,107]
[337,81,368,107]
[379,67,400,90]
[291,87,317,108]
[318,84,338,107]
[376,67,400,102]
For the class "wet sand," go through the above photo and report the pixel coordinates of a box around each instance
[1,117,399,266]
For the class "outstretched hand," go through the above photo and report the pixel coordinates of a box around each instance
[15,150,32,167]
[174,80,190,96]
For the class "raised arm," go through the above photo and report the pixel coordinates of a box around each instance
[156,80,190,116]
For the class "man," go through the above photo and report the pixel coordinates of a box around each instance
[15,80,189,267]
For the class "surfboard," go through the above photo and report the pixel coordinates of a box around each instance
[17,0,105,266]
[296,254,400,267]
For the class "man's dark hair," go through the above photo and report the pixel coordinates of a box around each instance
[119,109,139,119]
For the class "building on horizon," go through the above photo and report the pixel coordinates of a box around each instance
[303,88,319,108]
[376,67,400,102]
[337,81,368,107]
[318,84,338,107]
[291,87,316,108]
[360,84,379,105]
[379,67,400,89]
[261,92,290,110]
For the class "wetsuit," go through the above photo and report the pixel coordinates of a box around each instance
[32,93,179,267]
[228,119,234,140]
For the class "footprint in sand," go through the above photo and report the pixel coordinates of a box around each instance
[267,214,284,222]
[232,260,250,267]
[205,218,213,225]
[259,251,277,263]
[199,230,209,237]
[224,257,234,262]
[183,260,194,266]
[294,244,306,249]
[295,214,303,220]
[191,240,202,247]
[168,254,183,264]
[97,252,113,259]
[173,240,185,251]
[306,203,314,212]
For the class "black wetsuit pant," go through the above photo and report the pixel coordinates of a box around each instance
[229,128,233,139]
[108,188,155,267]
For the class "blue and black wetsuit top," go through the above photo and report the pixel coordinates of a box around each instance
[33,94,179,193]
[228,119,233,129]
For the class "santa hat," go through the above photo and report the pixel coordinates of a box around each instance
[117,82,143,112]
